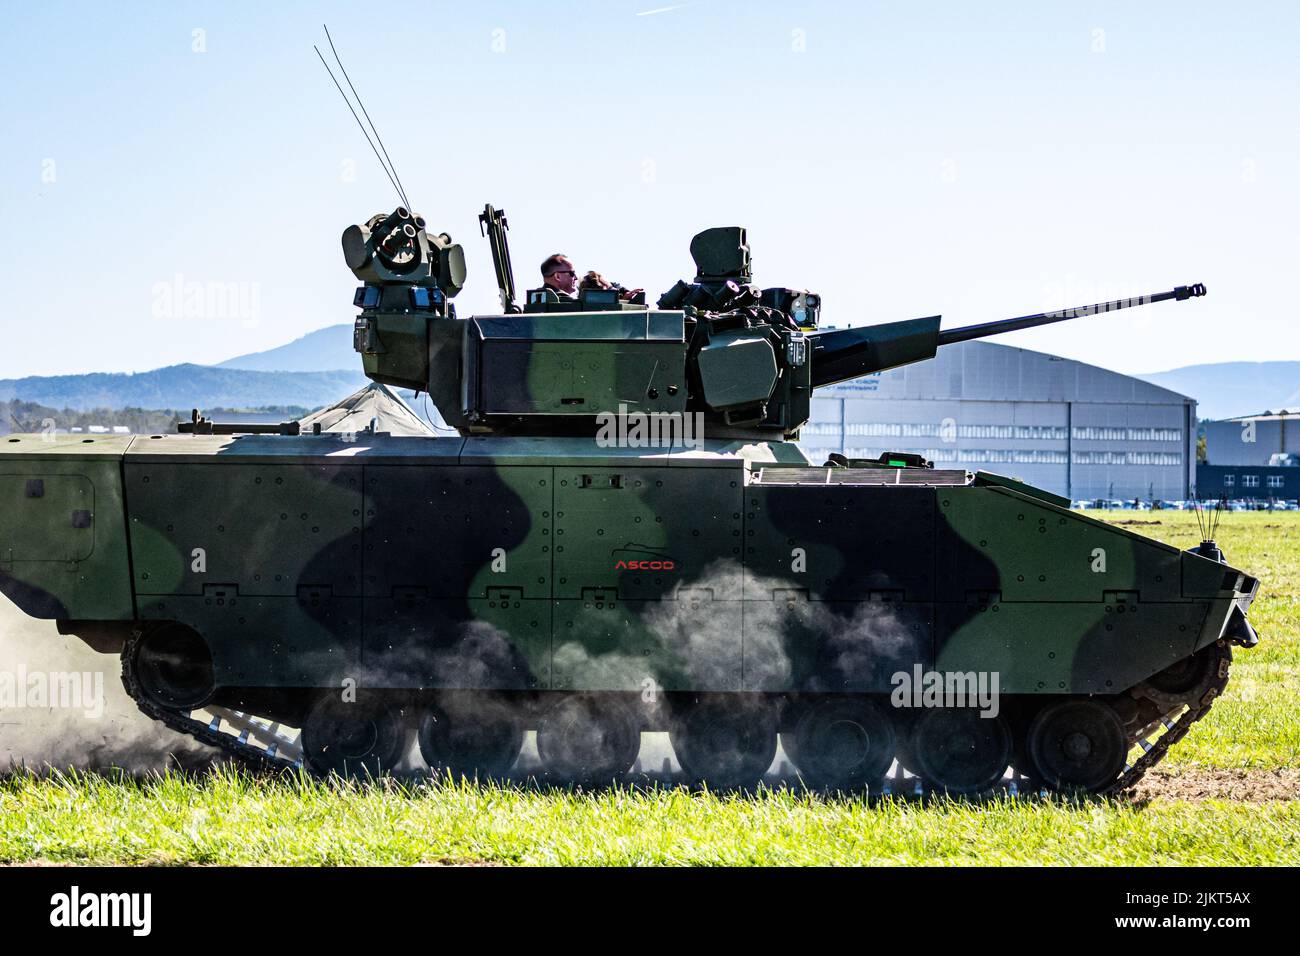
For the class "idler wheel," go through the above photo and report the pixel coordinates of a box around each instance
[1027,699,1127,793]
[535,695,640,786]
[913,708,1012,795]
[1139,641,1232,710]
[1148,654,1206,694]
[670,699,777,790]
[132,624,214,709]
[789,698,896,789]
[301,695,405,779]
[418,697,523,781]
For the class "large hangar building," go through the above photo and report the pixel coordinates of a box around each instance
[798,340,1197,502]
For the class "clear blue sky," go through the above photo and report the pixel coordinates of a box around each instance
[1,0,1296,378]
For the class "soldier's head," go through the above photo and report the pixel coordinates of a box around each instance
[580,270,611,291]
[541,253,578,295]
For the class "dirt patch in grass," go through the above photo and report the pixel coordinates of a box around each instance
[1129,768,1300,803]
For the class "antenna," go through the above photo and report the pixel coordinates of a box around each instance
[1192,494,1227,543]
[322,26,413,211]
[313,26,411,211]
[314,47,405,208]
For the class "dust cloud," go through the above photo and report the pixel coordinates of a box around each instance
[0,602,210,773]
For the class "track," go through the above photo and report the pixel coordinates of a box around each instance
[121,634,1232,797]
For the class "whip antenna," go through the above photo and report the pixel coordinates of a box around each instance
[322,25,412,211]
[314,45,407,209]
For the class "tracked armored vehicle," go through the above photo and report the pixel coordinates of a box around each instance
[0,204,1259,793]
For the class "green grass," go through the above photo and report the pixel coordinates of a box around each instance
[1,509,1294,867]
[1,767,1297,866]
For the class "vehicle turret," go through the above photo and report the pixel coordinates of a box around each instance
[346,205,1206,439]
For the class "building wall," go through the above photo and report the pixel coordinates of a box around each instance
[798,341,1196,501]
[1204,416,1298,466]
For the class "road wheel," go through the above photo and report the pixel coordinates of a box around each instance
[789,698,896,790]
[301,694,405,779]
[671,700,777,790]
[913,708,1012,795]
[1027,699,1127,793]
[418,697,523,781]
[536,695,640,786]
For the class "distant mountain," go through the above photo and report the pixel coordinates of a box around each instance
[1135,362,1300,421]
[0,364,368,413]
[216,325,356,372]
[0,324,364,413]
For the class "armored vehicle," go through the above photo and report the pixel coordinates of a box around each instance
[0,204,1259,793]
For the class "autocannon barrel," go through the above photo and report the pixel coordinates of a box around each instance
[808,283,1206,388]
[935,283,1207,346]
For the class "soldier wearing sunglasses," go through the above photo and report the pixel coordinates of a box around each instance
[540,253,580,300]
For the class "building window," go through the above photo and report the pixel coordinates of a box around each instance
[838,422,1078,441]
[1071,426,1182,442]
[1070,451,1181,466]
[845,423,902,437]
[1223,475,1235,487]
[1125,452,1182,466]
[1242,475,1259,488]
[1267,475,1284,489]
[1072,426,1126,441]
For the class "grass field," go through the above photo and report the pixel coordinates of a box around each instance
[1,509,1295,866]
[2,767,1298,866]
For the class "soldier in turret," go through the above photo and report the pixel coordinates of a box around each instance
[540,253,579,300]
[581,269,645,302]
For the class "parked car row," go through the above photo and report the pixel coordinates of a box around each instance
[1071,499,1298,511]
